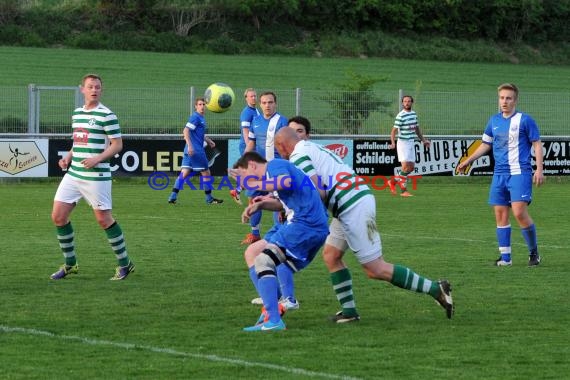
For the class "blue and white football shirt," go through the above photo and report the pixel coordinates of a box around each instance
[482,111,540,175]
[239,105,260,155]
[249,113,288,160]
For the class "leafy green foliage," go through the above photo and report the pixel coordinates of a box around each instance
[0,0,568,63]
[321,71,392,134]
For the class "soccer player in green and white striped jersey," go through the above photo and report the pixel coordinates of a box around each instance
[50,74,134,281]
[276,118,454,322]
[388,95,430,197]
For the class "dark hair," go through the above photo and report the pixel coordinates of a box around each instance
[288,116,311,134]
[82,73,102,86]
[234,151,267,169]
[401,95,414,103]
[259,91,277,103]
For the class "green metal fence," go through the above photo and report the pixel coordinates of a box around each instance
[0,86,568,136]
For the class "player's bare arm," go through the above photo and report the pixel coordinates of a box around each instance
[59,150,73,170]
[241,197,282,223]
[242,127,250,145]
[244,139,255,154]
[184,128,194,156]
[389,127,397,149]
[532,140,545,186]
[205,136,215,148]
[457,143,492,173]
[416,126,431,147]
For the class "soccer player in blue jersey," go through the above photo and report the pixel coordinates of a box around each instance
[457,83,544,267]
[168,97,223,205]
[240,91,288,245]
[230,88,260,206]
[230,151,329,331]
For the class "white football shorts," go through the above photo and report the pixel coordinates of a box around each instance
[54,174,113,210]
[397,139,416,163]
[325,194,382,264]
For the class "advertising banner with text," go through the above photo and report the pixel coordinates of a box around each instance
[352,139,570,176]
[0,139,49,177]
[3,137,567,178]
[48,139,229,177]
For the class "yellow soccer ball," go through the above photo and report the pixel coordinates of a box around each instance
[204,83,235,113]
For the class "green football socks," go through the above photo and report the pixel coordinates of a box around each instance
[331,268,358,317]
[57,222,76,266]
[105,222,130,267]
[392,264,440,298]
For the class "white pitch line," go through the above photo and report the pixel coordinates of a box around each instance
[381,233,569,249]
[0,325,362,380]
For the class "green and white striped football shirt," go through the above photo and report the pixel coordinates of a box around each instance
[290,140,372,218]
[393,109,419,140]
[68,103,121,181]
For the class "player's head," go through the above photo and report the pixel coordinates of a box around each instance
[288,116,311,140]
[259,91,277,118]
[401,95,413,111]
[244,88,257,107]
[195,97,206,114]
[234,151,267,176]
[497,83,518,115]
[498,83,519,99]
[82,73,102,86]
[275,127,301,159]
[80,74,103,106]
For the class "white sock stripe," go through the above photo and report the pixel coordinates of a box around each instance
[108,235,124,244]
[411,274,419,291]
[342,301,356,308]
[63,252,75,258]
[59,242,74,249]
[422,280,432,293]
[111,242,126,251]
[333,280,353,290]
[499,246,511,253]
[57,233,74,240]
[336,290,353,300]
[115,252,128,260]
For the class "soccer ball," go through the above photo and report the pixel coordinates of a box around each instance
[204,83,235,113]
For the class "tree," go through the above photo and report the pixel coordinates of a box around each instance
[321,71,392,134]
[154,0,220,36]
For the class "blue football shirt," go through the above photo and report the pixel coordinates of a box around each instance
[184,111,207,155]
[266,159,329,228]
[249,113,288,160]
[239,105,260,155]
[482,111,540,175]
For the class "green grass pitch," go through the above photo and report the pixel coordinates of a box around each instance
[1,177,568,379]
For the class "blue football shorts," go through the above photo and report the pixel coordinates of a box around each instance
[181,150,208,172]
[488,173,533,206]
[266,221,328,272]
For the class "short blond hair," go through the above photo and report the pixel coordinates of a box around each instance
[497,83,519,99]
[244,88,256,97]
